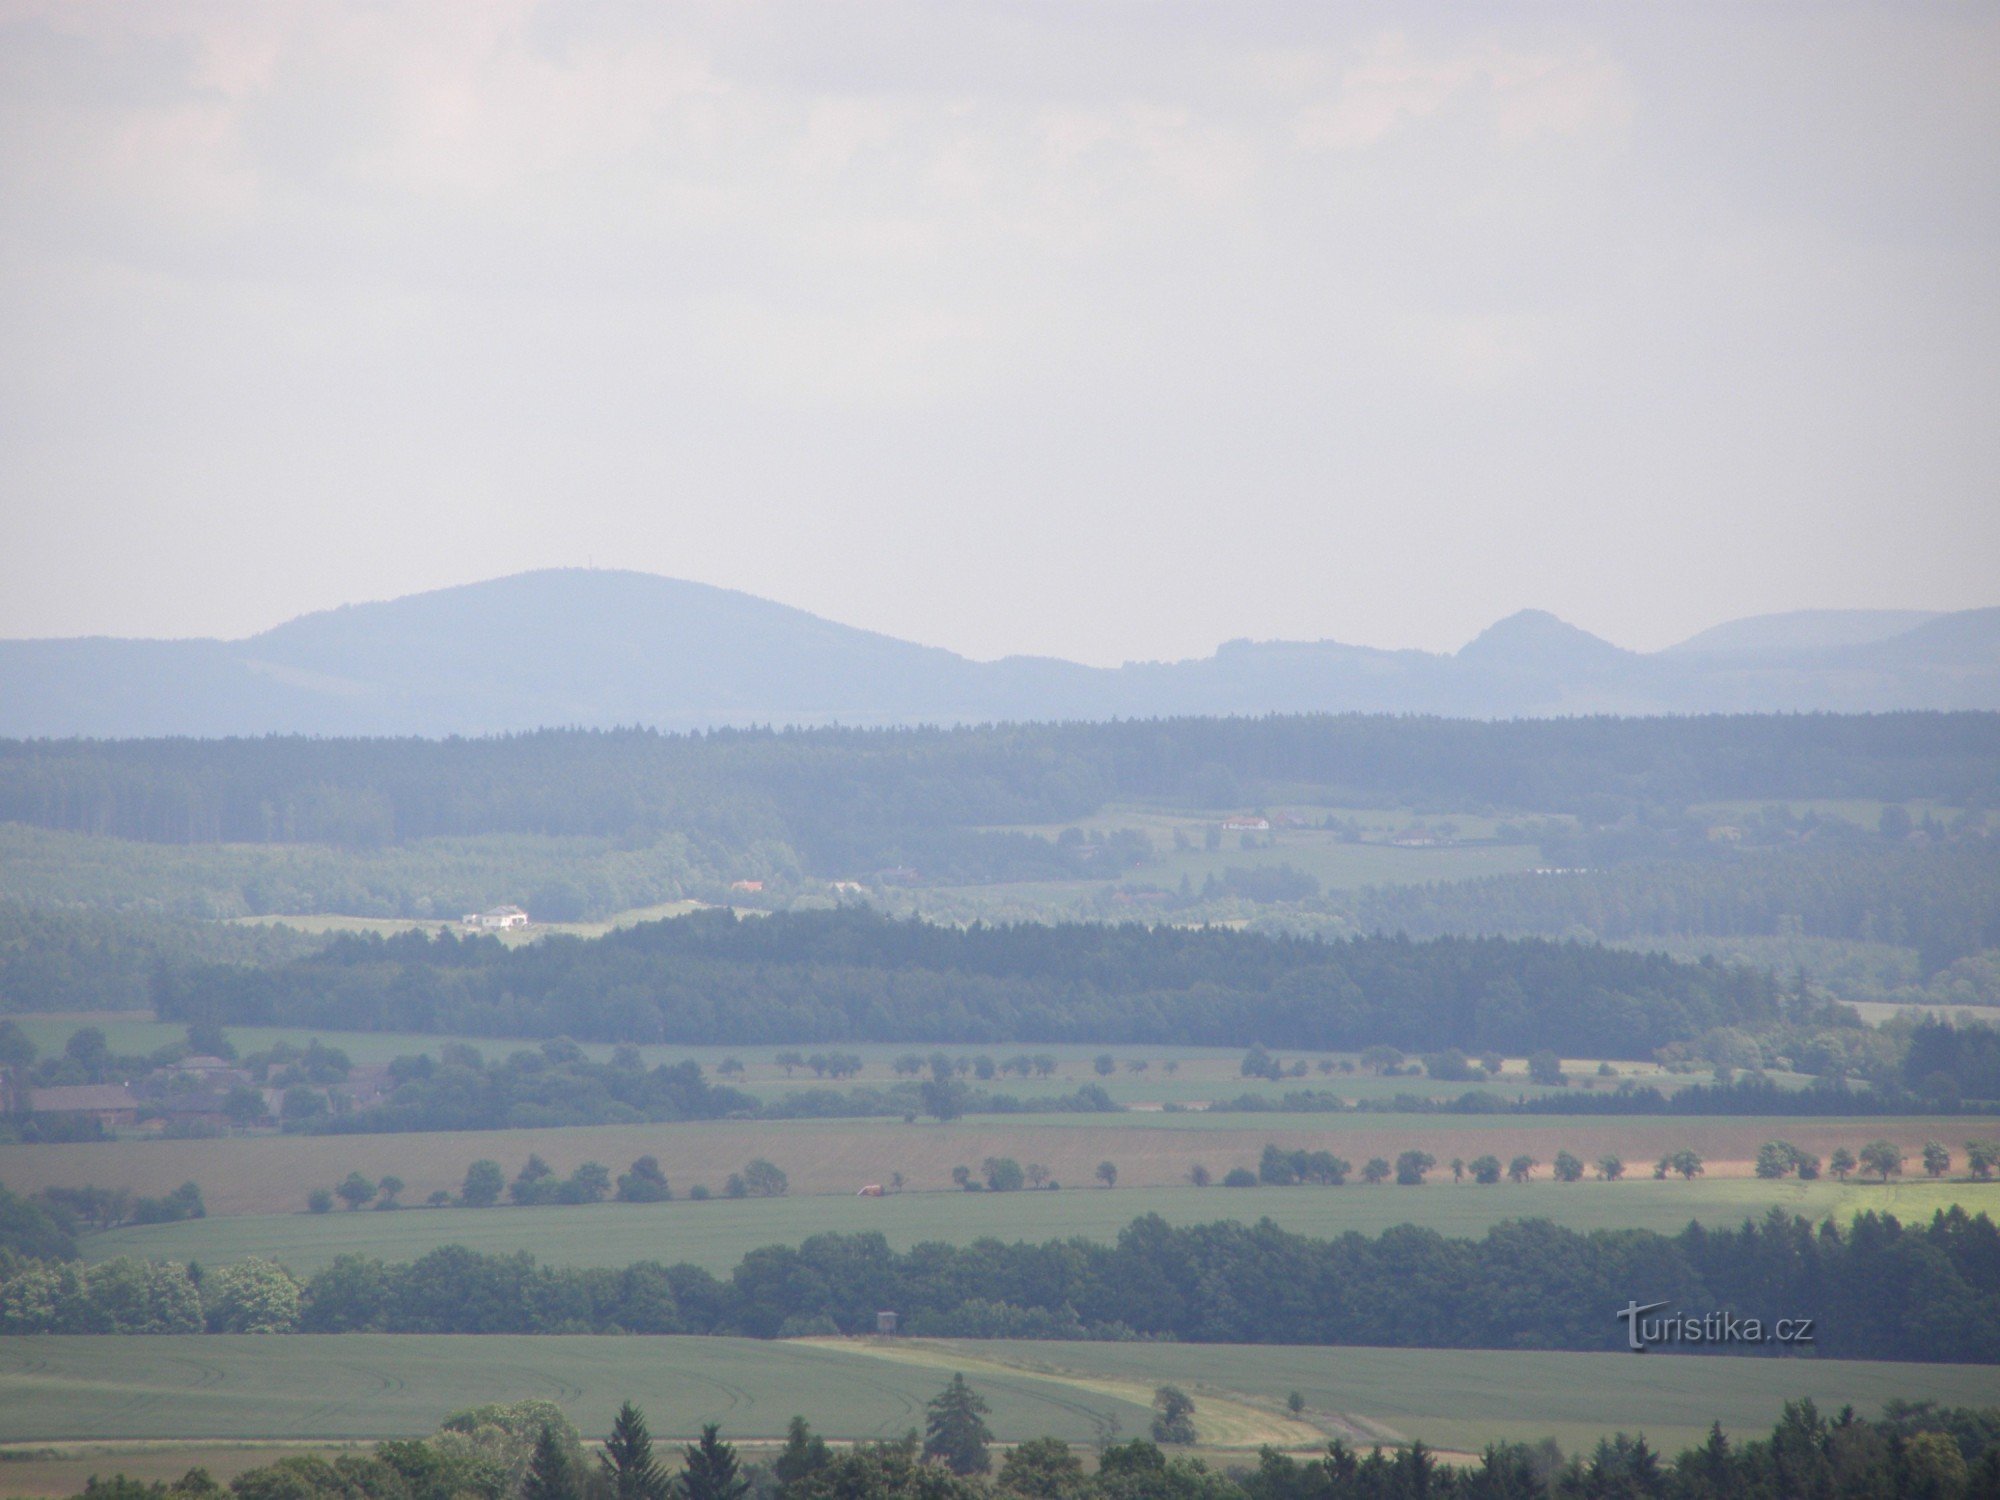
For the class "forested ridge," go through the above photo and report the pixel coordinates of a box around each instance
[6,1206,1996,1363]
[1353,840,2000,972]
[4,713,1994,854]
[159,907,1781,1056]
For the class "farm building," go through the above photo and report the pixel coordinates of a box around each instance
[462,905,530,929]
[28,1083,140,1129]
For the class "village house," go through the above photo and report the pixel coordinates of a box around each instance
[1221,815,1271,832]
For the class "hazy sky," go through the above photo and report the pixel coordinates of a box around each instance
[2,2,1996,665]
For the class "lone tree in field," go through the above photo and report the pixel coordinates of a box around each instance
[1449,1158,1465,1183]
[921,1078,966,1123]
[461,1159,504,1207]
[1151,1386,1197,1445]
[1860,1140,1905,1182]
[600,1402,668,1500]
[1362,1157,1391,1185]
[741,1159,788,1198]
[1656,1149,1703,1181]
[616,1156,672,1203]
[1552,1151,1584,1183]
[335,1172,375,1211]
[1507,1155,1537,1184]
[983,1157,1025,1193]
[678,1425,747,1500]
[924,1374,993,1475]
[1922,1141,1952,1179]
[1829,1147,1857,1182]
[375,1175,404,1208]
[1394,1150,1435,1186]
[1969,1140,2000,1180]
[1470,1155,1502,1185]
[1597,1155,1624,1181]
[1095,1161,1118,1189]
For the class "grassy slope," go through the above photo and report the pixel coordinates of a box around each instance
[0,1335,1992,1458]
[0,1335,1153,1447]
[80,1178,2000,1276]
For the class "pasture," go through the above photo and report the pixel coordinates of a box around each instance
[0,1335,1993,1460]
[81,1177,1999,1276]
[5,1113,1990,1216]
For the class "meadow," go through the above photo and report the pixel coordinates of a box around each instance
[6,1108,1988,1218]
[80,1176,1998,1276]
[18,1010,1760,1124]
[1,1334,1994,1461]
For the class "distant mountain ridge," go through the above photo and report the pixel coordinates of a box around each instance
[2,570,1995,737]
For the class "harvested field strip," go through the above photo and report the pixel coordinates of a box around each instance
[5,1116,1986,1216]
[82,1177,1997,1275]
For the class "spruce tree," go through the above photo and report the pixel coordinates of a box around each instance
[523,1424,579,1500]
[677,1424,746,1500]
[922,1374,993,1475]
[600,1402,668,1500]
[773,1416,831,1487]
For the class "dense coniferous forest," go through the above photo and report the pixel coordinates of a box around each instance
[156,907,1781,1056]
[6,1206,1996,1363]
[3,714,1994,855]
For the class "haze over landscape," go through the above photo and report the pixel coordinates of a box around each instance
[5,4,2000,1495]
[2,2,1997,665]
[3,568,1999,737]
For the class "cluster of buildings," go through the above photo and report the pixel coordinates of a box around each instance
[21,1053,395,1134]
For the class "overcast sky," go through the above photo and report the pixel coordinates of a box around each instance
[2,2,1995,664]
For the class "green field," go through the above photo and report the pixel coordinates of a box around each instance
[81,1177,2000,1275]
[906,1339,2000,1456]
[0,1336,1154,1447]
[0,1335,1992,1459]
[17,1011,1683,1110]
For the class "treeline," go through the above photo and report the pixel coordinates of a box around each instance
[0,900,321,1012]
[8,1208,1997,1363]
[158,907,1782,1057]
[295,1042,1117,1136]
[1352,839,2000,973]
[4,714,1994,853]
[52,1392,2000,1500]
